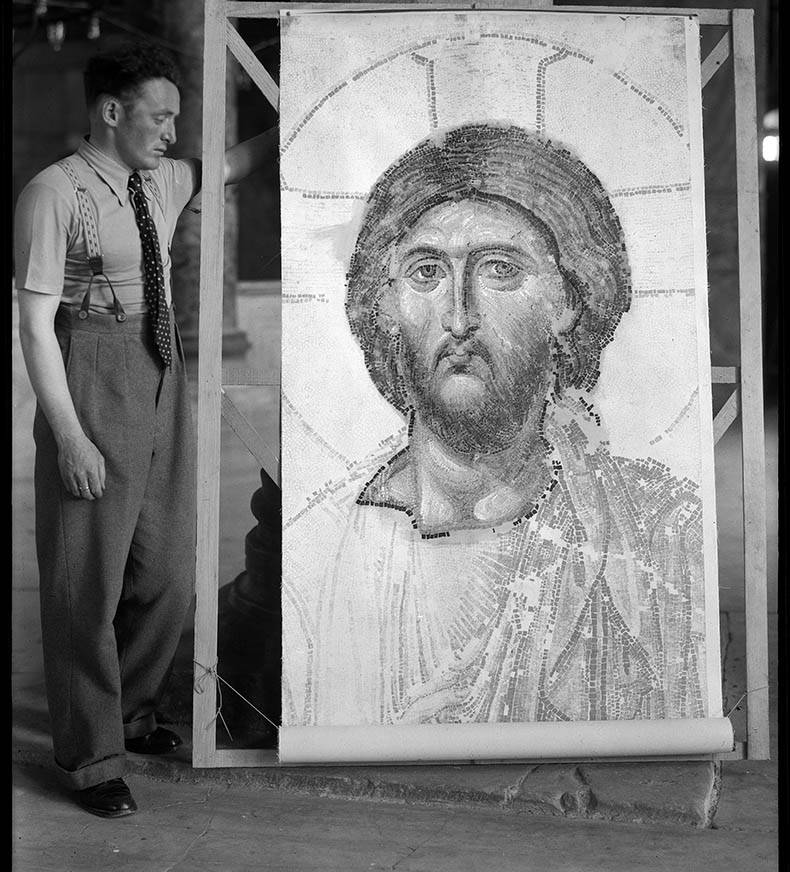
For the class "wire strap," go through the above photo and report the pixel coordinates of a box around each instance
[193,659,280,741]
[725,685,769,719]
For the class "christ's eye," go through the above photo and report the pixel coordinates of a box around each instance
[477,257,525,291]
[404,261,447,292]
[411,263,444,281]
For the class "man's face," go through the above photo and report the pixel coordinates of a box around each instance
[382,198,568,454]
[114,77,180,171]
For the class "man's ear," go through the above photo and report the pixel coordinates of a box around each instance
[100,97,123,127]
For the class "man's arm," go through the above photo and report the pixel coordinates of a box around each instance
[180,125,278,211]
[223,124,278,185]
[18,290,105,500]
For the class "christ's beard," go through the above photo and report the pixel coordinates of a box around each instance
[401,342,552,456]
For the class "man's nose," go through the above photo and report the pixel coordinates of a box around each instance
[162,121,176,144]
[441,264,480,338]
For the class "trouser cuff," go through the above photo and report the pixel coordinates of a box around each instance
[55,753,127,791]
[123,713,157,740]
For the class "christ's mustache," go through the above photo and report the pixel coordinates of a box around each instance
[433,334,495,371]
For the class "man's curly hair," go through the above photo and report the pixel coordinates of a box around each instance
[345,124,632,413]
[84,41,182,108]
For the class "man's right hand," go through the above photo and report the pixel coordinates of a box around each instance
[18,291,108,502]
[56,432,106,500]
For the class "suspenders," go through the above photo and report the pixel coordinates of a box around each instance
[56,157,166,323]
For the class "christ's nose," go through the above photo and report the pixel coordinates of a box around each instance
[441,263,480,338]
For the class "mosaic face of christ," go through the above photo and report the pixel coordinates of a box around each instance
[345,124,632,532]
[381,196,576,456]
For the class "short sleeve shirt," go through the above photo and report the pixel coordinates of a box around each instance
[13,136,198,314]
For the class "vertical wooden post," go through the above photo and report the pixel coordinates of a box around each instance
[732,8,769,760]
[193,0,228,768]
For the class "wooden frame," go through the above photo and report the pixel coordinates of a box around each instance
[193,0,768,767]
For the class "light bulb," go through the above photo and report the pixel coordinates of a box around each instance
[87,14,100,40]
[46,21,65,51]
[762,135,779,163]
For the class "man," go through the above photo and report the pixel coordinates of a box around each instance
[14,41,275,817]
[283,124,709,728]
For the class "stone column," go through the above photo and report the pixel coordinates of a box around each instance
[144,0,249,358]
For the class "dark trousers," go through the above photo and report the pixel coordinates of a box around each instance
[33,305,195,790]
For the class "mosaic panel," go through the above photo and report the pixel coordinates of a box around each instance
[279,10,720,731]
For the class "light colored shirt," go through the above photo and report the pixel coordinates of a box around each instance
[13,136,198,313]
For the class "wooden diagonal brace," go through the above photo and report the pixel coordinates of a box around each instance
[713,387,740,444]
[221,389,281,486]
[701,30,731,88]
[226,19,280,110]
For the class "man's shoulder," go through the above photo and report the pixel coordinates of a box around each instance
[15,160,78,227]
[149,157,199,196]
[18,160,76,199]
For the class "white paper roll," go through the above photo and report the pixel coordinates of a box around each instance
[278,718,734,765]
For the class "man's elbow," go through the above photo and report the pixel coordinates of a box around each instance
[18,318,45,359]
[223,157,238,186]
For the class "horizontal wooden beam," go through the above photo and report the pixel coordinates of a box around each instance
[711,365,739,384]
[237,279,282,296]
[227,1,553,14]
[222,366,279,386]
[719,741,746,760]
[209,744,745,768]
[225,2,730,25]
[212,748,279,767]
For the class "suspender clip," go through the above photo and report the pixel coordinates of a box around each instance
[87,255,104,276]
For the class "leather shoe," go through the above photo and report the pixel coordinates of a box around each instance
[76,778,137,818]
[124,726,182,755]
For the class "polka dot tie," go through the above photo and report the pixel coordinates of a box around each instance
[128,171,172,367]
